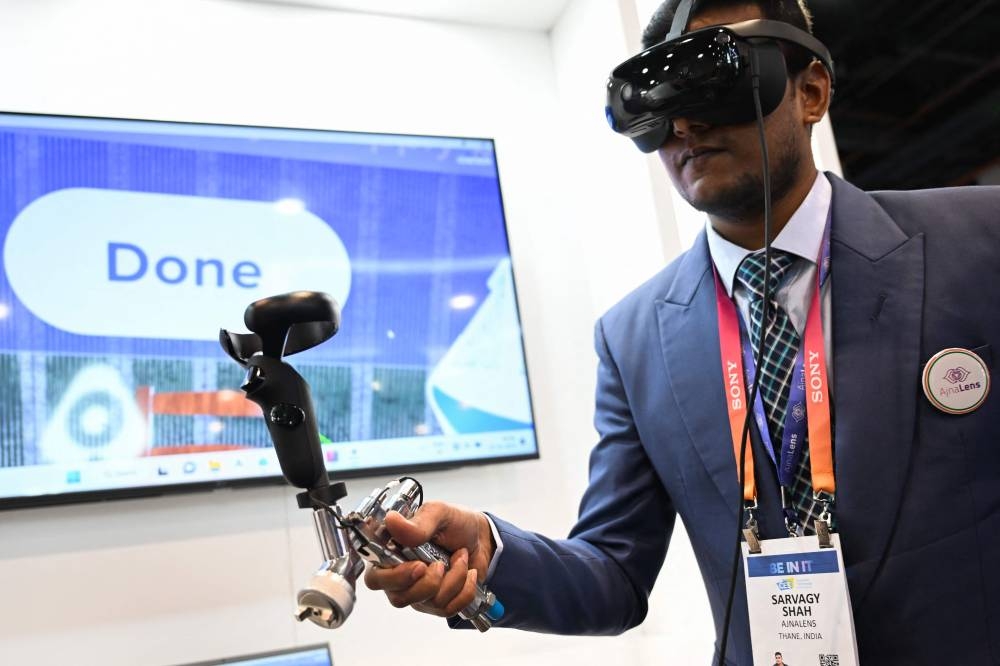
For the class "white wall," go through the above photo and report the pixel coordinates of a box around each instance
[0,0,712,664]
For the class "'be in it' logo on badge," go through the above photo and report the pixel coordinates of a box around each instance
[922,348,990,415]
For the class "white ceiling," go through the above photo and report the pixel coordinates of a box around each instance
[248,0,575,31]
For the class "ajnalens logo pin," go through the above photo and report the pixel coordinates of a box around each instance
[922,348,990,415]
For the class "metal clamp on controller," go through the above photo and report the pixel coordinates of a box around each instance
[219,291,504,631]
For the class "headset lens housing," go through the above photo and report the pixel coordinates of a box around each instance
[606,24,791,152]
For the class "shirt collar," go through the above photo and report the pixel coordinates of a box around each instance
[706,171,832,297]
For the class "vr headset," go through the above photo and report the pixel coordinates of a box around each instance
[605,0,835,152]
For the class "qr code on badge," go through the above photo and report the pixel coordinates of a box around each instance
[818,656,839,666]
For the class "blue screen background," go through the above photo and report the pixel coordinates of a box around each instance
[0,114,532,475]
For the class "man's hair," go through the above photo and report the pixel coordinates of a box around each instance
[775,652,783,657]
[641,0,816,73]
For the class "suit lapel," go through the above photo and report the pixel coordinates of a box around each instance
[655,233,743,511]
[827,174,925,604]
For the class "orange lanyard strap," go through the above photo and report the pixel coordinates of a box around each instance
[713,238,835,506]
[714,271,757,502]
[803,273,834,495]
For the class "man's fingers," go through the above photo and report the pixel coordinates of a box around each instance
[442,569,480,618]
[412,570,481,619]
[385,560,446,608]
[431,549,469,608]
[370,551,481,619]
[364,561,426,592]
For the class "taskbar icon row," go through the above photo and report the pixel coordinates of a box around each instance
[55,429,536,490]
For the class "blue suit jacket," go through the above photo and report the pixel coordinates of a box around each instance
[486,175,1000,663]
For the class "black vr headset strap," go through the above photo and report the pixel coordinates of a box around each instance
[729,19,836,82]
[666,0,699,40]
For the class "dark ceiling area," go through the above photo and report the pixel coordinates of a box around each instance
[809,0,1000,191]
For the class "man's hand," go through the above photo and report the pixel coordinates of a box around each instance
[363,501,495,618]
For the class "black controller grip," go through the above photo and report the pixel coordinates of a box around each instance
[242,355,328,489]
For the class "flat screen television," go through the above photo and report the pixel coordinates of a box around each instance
[178,644,332,666]
[0,112,538,509]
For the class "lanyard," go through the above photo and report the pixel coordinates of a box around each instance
[713,221,834,506]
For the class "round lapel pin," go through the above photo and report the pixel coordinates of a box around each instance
[922,348,991,415]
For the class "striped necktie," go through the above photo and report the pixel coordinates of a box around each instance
[736,251,820,533]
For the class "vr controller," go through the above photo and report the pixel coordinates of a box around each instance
[605,0,835,152]
[219,291,504,632]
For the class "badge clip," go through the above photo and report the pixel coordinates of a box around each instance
[814,491,834,548]
[743,499,761,554]
[815,519,832,548]
[784,513,801,538]
[780,489,802,537]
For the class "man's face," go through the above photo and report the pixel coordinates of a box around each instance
[775,655,784,665]
[656,3,808,219]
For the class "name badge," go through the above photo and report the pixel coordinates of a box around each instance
[743,535,859,665]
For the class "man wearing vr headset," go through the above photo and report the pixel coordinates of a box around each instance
[366,0,1000,662]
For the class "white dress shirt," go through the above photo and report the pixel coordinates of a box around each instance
[705,171,834,375]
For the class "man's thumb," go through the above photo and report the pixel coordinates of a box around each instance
[383,502,450,547]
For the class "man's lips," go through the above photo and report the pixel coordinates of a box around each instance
[679,146,726,168]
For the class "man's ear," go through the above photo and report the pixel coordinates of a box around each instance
[796,60,833,127]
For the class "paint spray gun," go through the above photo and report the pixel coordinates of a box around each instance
[219,291,504,631]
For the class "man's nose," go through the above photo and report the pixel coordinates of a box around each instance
[672,116,711,138]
